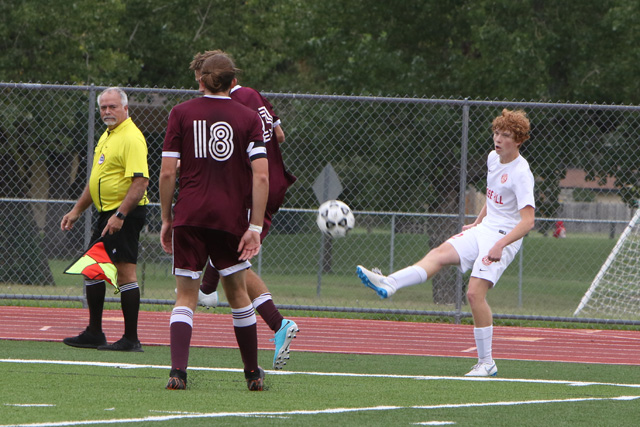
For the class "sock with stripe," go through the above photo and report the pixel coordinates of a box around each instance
[253,293,283,333]
[232,304,258,373]
[170,306,194,372]
[119,282,140,341]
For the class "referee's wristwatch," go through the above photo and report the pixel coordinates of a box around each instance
[115,211,127,220]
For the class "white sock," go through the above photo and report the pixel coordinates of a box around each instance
[388,266,428,290]
[474,325,493,364]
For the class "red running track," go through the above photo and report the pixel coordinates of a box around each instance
[1,306,639,366]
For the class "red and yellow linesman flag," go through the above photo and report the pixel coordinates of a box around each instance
[64,240,119,293]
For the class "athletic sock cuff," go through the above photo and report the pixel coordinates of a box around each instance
[473,325,493,339]
[170,306,194,326]
[252,292,272,308]
[232,304,257,327]
[118,282,139,293]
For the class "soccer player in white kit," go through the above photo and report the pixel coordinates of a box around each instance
[357,109,535,377]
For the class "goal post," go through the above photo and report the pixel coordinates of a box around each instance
[574,206,640,317]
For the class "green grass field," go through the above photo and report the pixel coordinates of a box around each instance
[2,340,639,426]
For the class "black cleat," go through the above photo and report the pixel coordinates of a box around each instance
[245,366,265,391]
[63,328,107,349]
[97,336,143,352]
[166,369,187,390]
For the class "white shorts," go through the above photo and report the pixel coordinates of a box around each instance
[446,223,521,287]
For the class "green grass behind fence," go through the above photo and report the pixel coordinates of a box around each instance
[1,229,623,320]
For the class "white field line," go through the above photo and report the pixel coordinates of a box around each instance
[2,397,639,426]
[2,358,640,389]
[2,359,640,427]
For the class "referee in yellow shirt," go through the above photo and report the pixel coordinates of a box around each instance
[61,87,149,352]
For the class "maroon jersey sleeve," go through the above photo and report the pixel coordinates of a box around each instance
[260,93,280,125]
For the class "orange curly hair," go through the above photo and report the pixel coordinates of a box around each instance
[492,109,530,144]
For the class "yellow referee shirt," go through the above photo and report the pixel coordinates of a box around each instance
[89,117,149,212]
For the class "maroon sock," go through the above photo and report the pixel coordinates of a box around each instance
[255,299,284,333]
[170,307,193,371]
[234,323,258,372]
[200,262,220,295]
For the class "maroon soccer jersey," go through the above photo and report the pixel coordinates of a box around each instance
[163,95,266,237]
[230,86,296,215]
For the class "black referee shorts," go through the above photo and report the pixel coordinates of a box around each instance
[90,206,146,264]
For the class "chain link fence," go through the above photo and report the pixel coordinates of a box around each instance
[1,83,638,325]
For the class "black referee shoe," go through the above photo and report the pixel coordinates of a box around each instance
[63,328,107,349]
[97,336,143,352]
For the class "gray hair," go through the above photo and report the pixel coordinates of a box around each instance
[97,87,128,107]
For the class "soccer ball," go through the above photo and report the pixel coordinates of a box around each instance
[316,200,355,238]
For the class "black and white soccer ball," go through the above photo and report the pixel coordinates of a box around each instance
[316,200,355,238]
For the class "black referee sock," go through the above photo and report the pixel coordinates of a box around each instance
[119,282,140,342]
[85,280,106,334]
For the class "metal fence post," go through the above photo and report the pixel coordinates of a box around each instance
[81,84,98,309]
[389,213,396,274]
[454,100,471,323]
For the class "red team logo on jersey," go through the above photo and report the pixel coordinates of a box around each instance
[501,174,508,184]
[486,188,504,205]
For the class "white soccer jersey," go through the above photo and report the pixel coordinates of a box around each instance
[481,150,535,232]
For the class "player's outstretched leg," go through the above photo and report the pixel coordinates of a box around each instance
[356,265,396,298]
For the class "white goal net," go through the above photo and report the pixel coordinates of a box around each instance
[574,207,640,319]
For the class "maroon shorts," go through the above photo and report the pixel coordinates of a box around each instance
[172,226,250,278]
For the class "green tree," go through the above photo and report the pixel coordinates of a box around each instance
[0,0,140,84]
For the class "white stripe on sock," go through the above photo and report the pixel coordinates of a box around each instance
[170,306,194,326]
[232,304,256,327]
[252,293,272,309]
[118,282,139,293]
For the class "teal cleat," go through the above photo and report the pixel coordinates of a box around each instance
[271,319,299,369]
